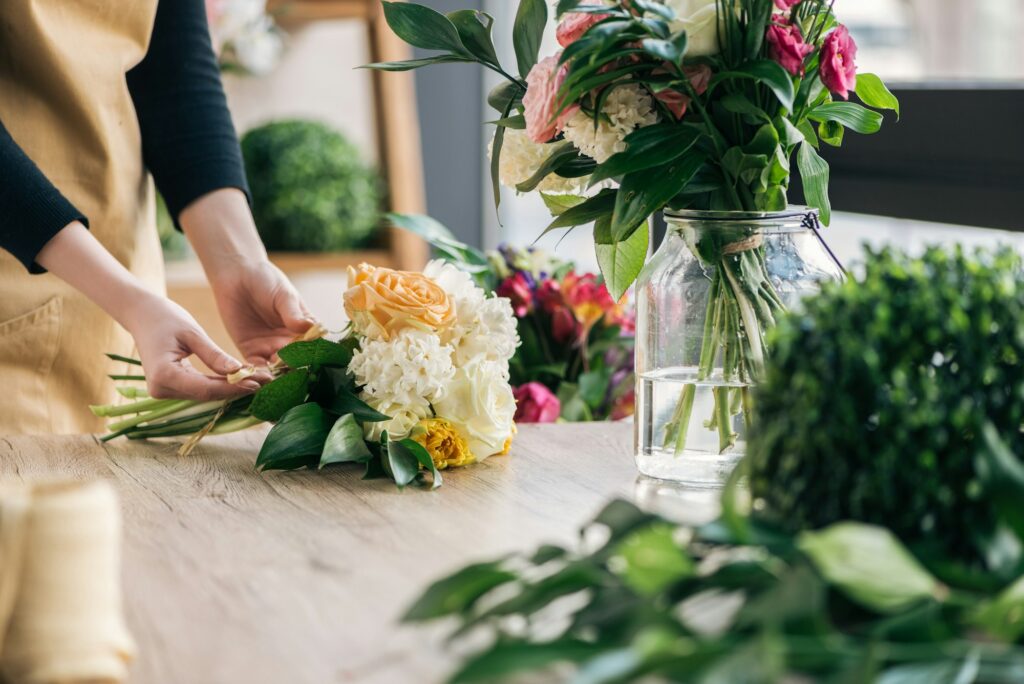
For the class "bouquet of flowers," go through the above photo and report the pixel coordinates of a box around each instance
[91,262,519,489]
[369,0,898,453]
[206,0,284,75]
[388,213,635,423]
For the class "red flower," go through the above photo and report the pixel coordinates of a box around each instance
[819,26,858,100]
[551,307,579,344]
[766,20,813,76]
[555,10,610,48]
[774,0,800,9]
[654,64,712,120]
[496,272,533,318]
[514,382,561,423]
[536,279,564,314]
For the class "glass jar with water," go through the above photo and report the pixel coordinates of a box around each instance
[634,208,843,486]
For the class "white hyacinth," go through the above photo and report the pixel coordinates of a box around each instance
[349,328,456,409]
[490,129,586,194]
[562,84,659,163]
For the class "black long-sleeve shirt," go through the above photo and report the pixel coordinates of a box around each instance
[0,0,250,273]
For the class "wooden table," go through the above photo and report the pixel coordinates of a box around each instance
[0,423,708,684]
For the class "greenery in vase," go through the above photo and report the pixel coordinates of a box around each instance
[399,246,1024,683]
[368,0,898,455]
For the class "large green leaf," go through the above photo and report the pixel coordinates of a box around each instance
[594,216,649,300]
[516,142,582,193]
[717,60,795,112]
[855,72,900,118]
[589,123,700,185]
[615,524,694,596]
[513,0,547,77]
[796,141,831,225]
[809,102,884,134]
[611,153,705,240]
[487,80,525,114]
[277,339,351,369]
[450,640,602,684]
[403,561,518,622]
[447,10,499,67]
[541,193,587,216]
[324,388,390,423]
[362,54,473,71]
[798,523,945,614]
[255,403,330,471]
[386,212,488,266]
[249,369,310,422]
[490,98,515,214]
[640,32,687,68]
[542,188,617,234]
[875,658,980,684]
[319,414,371,468]
[381,2,468,55]
[383,435,421,488]
[398,437,442,490]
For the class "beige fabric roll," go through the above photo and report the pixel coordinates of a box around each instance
[0,480,135,684]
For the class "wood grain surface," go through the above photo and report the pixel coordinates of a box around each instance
[0,423,648,684]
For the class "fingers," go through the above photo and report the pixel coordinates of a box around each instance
[149,364,258,401]
[183,329,244,377]
[274,285,316,334]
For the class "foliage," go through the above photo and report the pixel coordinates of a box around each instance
[748,246,1024,580]
[389,213,635,422]
[403,499,1024,683]
[241,120,382,252]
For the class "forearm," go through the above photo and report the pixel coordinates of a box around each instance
[179,188,268,285]
[34,222,157,331]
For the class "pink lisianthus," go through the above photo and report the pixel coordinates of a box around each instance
[655,64,712,120]
[766,21,813,76]
[497,272,534,317]
[523,53,579,143]
[556,10,610,48]
[513,382,562,423]
[819,25,858,100]
[774,0,800,10]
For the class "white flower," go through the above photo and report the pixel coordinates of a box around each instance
[349,328,455,408]
[434,359,517,462]
[423,260,520,369]
[562,84,659,163]
[664,0,723,57]
[490,129,586,194]
[208,0,283,75]
[362,400,430,443]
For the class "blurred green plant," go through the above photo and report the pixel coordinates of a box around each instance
[241,120,382,252]
[155,193,190,260]
[749,245,1024,583]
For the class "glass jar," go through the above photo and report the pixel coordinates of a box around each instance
[634,208,843,486]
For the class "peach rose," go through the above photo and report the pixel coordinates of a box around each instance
[343,264,455,340]
[523,53,579,143]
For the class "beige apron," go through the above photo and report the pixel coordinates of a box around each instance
[0,0,166,434]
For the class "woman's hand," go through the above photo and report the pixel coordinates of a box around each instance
[123,292,261,400]
[179,188,315,366]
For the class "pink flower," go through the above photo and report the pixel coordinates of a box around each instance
[551,307,579,344]
[819,25,858,100]
[497,273,533,317]
[523,53,579,143]
[774,0,800,10]
[654,64,711,120]
[536,279,564,314]
[514,383,561,423]
[766,21,813,76]
[556,10,610,48]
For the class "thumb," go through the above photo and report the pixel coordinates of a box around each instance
[275,288,315,334]
[183,329,244,377]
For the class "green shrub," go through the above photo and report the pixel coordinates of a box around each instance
[241,120,382,252]
[748,245,1024,576]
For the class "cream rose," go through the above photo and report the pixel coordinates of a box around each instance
[434,359,516,462]
[664,0,722,57]
[343,263,455,341]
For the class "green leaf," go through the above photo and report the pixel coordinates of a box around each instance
[403,560,517,622]
[717,60,795,112]
[594,216,648,300]
[487,114,526,129]
[362,54,473,71]
[818,119,845,147]
[797,141,831,225]
[513,0,548,77]
[255,403,330,471]
[380,1,468,55]
[384,436,422,488]
[249,369,310,422]
[487,80,525,114]
[971,575,1024,641]
[640,32,687,67]
[798,522,945,614]
[577,367,613,410]
[721,93,771,123]
[977,423,1024,541]
[809,101,884,134]
[516,142,582,193]
[324,389,390,423]
[447,10,499,67]
[557,383,593,422]
[398,437,442,490]
[555,0,585,17]
[490,98,515,214]
[589,123,700,186]
[611,153,705,240]
[386,212,488,266]
[615,524,694,596]
[541,193,587,216]
[591,499,659,543]
[855,72,900,118]
[543,189,616,234]
[319,414,371,468]
[451,640,602,684]
[875,657,980,684]
[277,339,352,369]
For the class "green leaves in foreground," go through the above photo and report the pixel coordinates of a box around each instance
[797,141,831,225]
[256,403,331,471]
[594,215,648,300]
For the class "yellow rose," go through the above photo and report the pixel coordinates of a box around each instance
[411,418,475,470]
[343,263,455,341]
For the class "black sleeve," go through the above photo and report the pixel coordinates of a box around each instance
[0,120,89,273]
[126,0,251,227]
